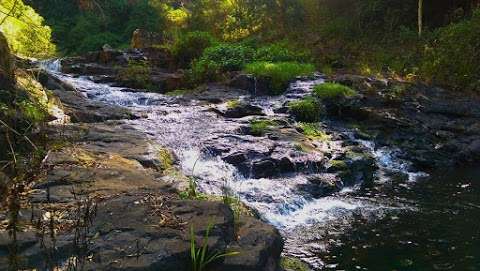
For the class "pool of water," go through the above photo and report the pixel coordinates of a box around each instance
[318,167,480,270]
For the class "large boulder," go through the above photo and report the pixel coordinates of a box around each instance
[0,32,14,89]
[220,216,284,271]
[0,194,284,271]
[218,102,265,118]
[228,73,272,96]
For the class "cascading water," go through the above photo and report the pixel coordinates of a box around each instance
[41,62,428,270]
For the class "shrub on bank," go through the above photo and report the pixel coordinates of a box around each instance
[189,43,255,83]
[421,10,480,91]
[288,97,322,122]
[313,83,356,99]
[201,43,255,71]
[244,62,315,94]
[173,31,217,68]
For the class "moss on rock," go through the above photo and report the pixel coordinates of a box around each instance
[281,256,311,271]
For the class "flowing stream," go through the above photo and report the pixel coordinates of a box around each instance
[42,61,480,270]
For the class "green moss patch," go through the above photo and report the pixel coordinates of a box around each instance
[281,257,311,271]
[298,123,330,141]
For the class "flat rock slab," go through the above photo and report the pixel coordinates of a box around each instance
[51,89,138,123]
[0,194,283,271]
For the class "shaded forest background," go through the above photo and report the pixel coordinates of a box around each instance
[1,0,480,90]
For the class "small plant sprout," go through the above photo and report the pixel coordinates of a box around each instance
[190,222,239,271]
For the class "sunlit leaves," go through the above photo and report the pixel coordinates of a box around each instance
[0,0,56,58]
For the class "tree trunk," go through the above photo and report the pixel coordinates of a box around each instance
[418,0,423,37]
[0,32,15,90]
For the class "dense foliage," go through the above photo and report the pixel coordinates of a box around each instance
[421,9,480,91]
[0,0,55,58]
[28,0,165,55]
[18,0,480,91]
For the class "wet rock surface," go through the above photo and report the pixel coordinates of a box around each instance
[59,48,184,94]
[327,74,480,170]
[0,67,283,270]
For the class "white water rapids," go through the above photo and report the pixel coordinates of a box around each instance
[41,61,427,269]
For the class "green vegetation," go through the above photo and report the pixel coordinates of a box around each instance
[190,223,239,271]
[179,176,208,201]
[245,62,315,94]
[156,147,174,171]
[250,119,277,136]
[165,89,191,96]
[30,0,163,55]
[190,43,255,83]
[173,31,216,68]
[226,99,241,109]
[281,257,311,271]
[420,9,480,91]
[117,60,154,90]
[313,83,356,99]
[0,0,55,58]
[298,123,330,141]
[288,97,322,122]
[18,0,480,91]
[254,43,310,63]
[329,160,349,171]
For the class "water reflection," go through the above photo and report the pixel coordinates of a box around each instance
[317,167,480,270]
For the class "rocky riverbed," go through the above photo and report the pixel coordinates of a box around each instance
[1,47,479,270]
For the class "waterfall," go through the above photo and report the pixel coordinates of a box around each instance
[39,59,62,73]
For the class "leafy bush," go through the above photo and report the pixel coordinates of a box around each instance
[0,0,56,58]
[313,83,356,99]
[226,99,241,109]
[421,10,480,91]
[77,32,123,53]
[173,31,216,67]
[202,44,255,71]
[288,97,321,122]
[189,43,254,83]
[254,43,310,63]
[30,0,165,55]
[189,59,223,84]
[245,62,315,94]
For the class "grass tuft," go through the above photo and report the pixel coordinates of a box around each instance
[190,223,239,271]
[288,97,321,122]
[298,123,330,141]
[313,83,356,99]
[250,119,276,136]
[245,61,315,95]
